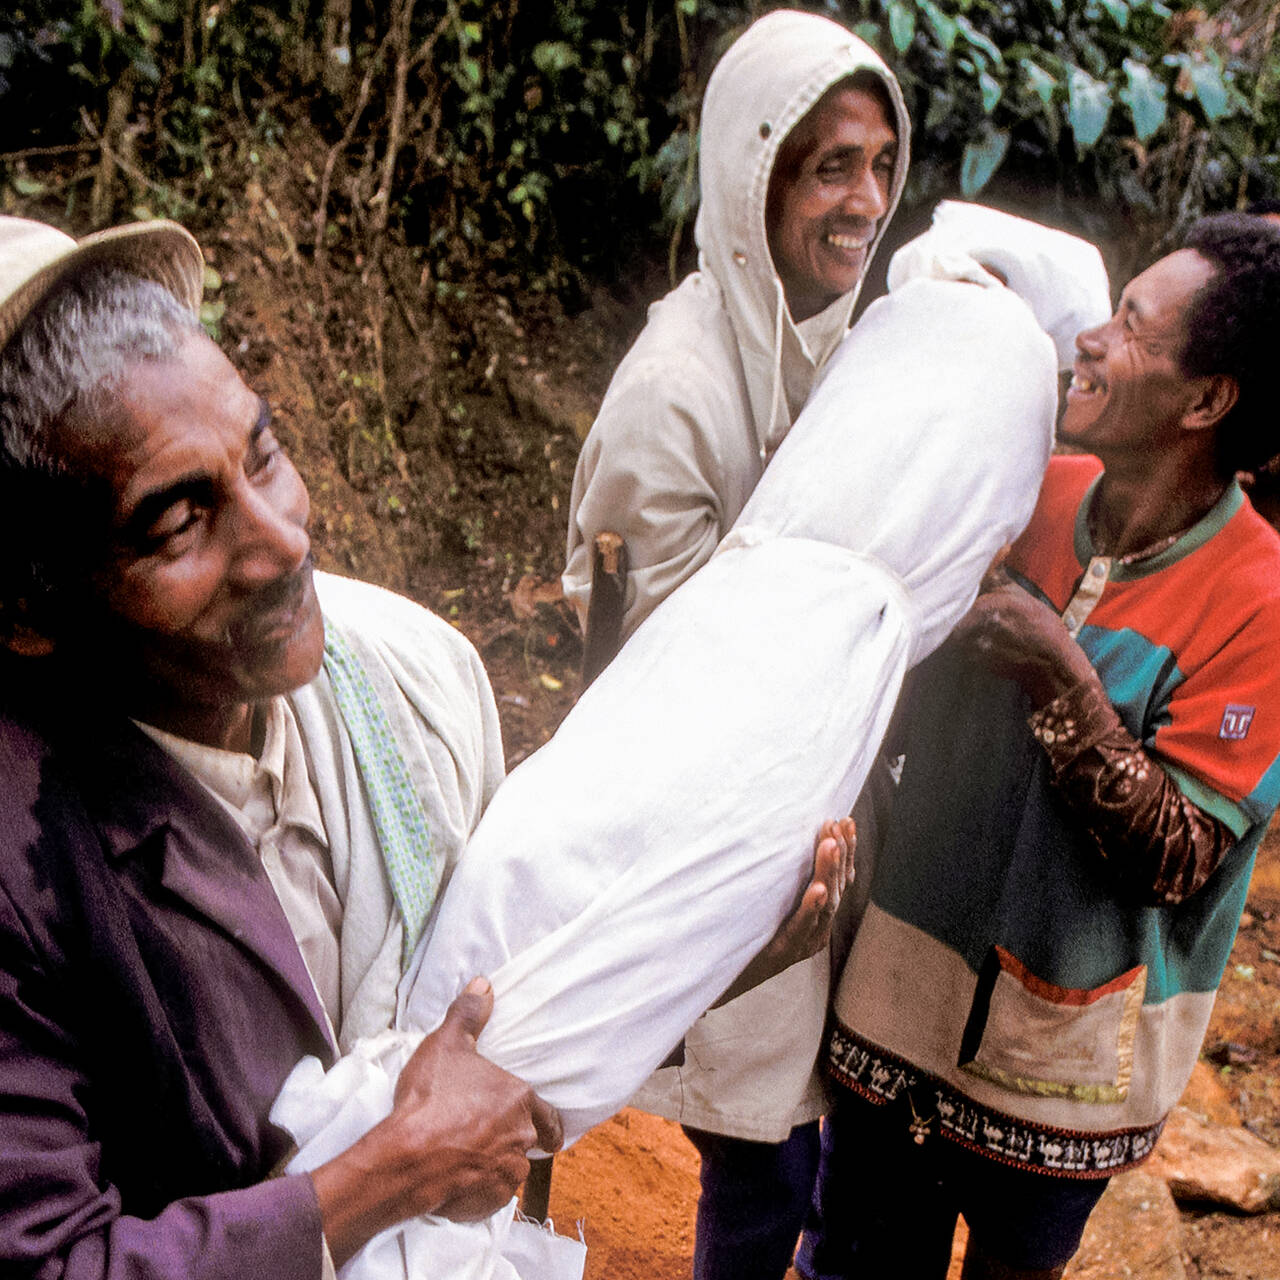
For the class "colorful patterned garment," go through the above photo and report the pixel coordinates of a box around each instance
[829,453,1280,1177]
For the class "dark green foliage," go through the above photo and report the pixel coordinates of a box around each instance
[1,1,1276,282]
[823,0,1279,246]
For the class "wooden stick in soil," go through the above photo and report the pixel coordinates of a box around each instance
[581,532,629,689]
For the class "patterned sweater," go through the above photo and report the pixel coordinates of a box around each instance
[828,455,1280,1177]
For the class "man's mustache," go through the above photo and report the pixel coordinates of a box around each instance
[224,556,315,651]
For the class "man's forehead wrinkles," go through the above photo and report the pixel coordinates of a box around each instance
[817,143,868,163]
[115,403,256,520]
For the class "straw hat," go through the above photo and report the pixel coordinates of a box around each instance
[0,217,204,353]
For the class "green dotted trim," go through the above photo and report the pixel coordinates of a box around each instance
[323,626,439,966]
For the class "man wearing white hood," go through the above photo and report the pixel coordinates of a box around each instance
[562,11,909,1279]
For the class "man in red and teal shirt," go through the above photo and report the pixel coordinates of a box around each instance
[799,213,1280,1280]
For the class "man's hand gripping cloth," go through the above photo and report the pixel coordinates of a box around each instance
[273,1035,586,1280]
[271,206,1109,1278]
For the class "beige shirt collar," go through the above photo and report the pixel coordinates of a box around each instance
[138,698,328,848]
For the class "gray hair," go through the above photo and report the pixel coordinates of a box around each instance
[0,268,202,638]
[0,267,201,469]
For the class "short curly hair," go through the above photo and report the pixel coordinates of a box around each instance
[1180,212,1280,476]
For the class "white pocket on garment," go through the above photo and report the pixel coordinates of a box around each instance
[958,945,1146,1104]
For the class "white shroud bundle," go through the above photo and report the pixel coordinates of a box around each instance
[400,205,1109,1140]
[273,205,1110,1279]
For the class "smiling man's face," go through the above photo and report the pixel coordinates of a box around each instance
[50,330,324,749]
[765,79,898,323]
[1060,248,1215,462]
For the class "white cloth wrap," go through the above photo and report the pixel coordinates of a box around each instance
[272,206,1111,1279]
[886,200,1112,371]
[405,539,915,1140]
[403,260,1075,1145]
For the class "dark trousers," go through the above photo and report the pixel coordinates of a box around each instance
[683,1119,821,1280]
[795,1094,1110,1278]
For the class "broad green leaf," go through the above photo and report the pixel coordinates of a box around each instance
[532,40,578,76]
[918,0,958,52]
[1188,59,1229,121]
[1019,58,1057,108]
[924,88,955,132]
[956,15,1004,67]
[1098,0,1130,29]
[1066,63,1112,150]
[978,69,1002,114]
[1120,59,1166,141]
[888,0,916,53]
[960,128,1010,195]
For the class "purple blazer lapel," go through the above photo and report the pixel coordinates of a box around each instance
[157,818,337,1056]
[83,721,337,1058]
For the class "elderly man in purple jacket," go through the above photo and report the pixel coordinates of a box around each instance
[0,216,564,1279]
